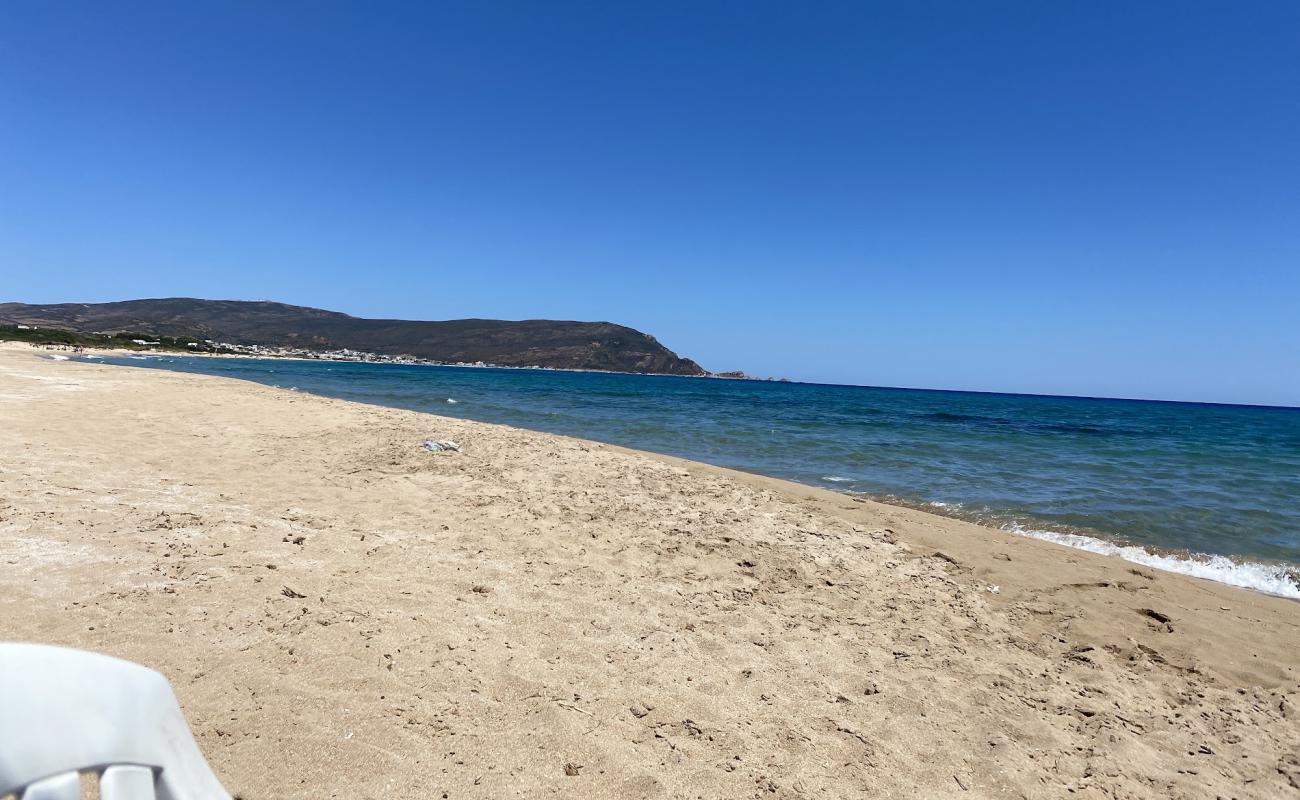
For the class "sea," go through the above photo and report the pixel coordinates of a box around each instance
[90,354,1300,598]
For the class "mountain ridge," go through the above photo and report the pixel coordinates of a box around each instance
[0,298,707,375]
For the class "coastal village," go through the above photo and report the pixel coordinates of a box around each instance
[166,340,780,378]
[193,339,508,369]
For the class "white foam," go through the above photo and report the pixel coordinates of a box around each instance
[446,398,459,404]
[821,475,853,482]
[1006,525,1300,600]
[46,355,69,361]
[82,354,103,359]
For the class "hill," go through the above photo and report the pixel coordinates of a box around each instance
[0,298,707,375]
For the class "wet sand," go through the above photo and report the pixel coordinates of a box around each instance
[1,343,1297,798]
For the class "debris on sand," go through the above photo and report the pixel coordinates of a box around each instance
[422,439,461,452]
[1138,607,1174,632]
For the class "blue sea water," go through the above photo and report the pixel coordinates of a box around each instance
[93,355,1300,597]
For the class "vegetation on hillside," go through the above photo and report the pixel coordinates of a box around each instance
[0,299,707,374]
[0,324,231,353]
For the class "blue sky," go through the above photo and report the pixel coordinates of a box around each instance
[2,2,1297,405]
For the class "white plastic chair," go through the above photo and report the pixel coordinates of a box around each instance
[0,643,230,800]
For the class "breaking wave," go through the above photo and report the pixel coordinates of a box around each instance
[1006,525,1300,600]
[927,500,963,511]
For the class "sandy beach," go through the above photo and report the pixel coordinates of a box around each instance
[1,342,1297,799]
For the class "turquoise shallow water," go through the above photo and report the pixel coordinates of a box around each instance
[95,355,1300,595]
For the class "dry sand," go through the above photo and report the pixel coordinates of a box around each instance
[1,342,1297,799]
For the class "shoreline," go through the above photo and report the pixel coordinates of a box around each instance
[615,444,1300,602]
[46,337,1300,408]
[81,346,1300,601]
[876,493,1300,601]
[4,341,1299,797]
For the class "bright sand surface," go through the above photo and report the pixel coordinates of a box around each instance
[2,342,1298,799]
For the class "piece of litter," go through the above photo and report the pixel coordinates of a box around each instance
[987,585,1000,594]
[422,439,461,452]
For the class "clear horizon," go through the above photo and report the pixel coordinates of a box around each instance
[3,3,1297,406]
